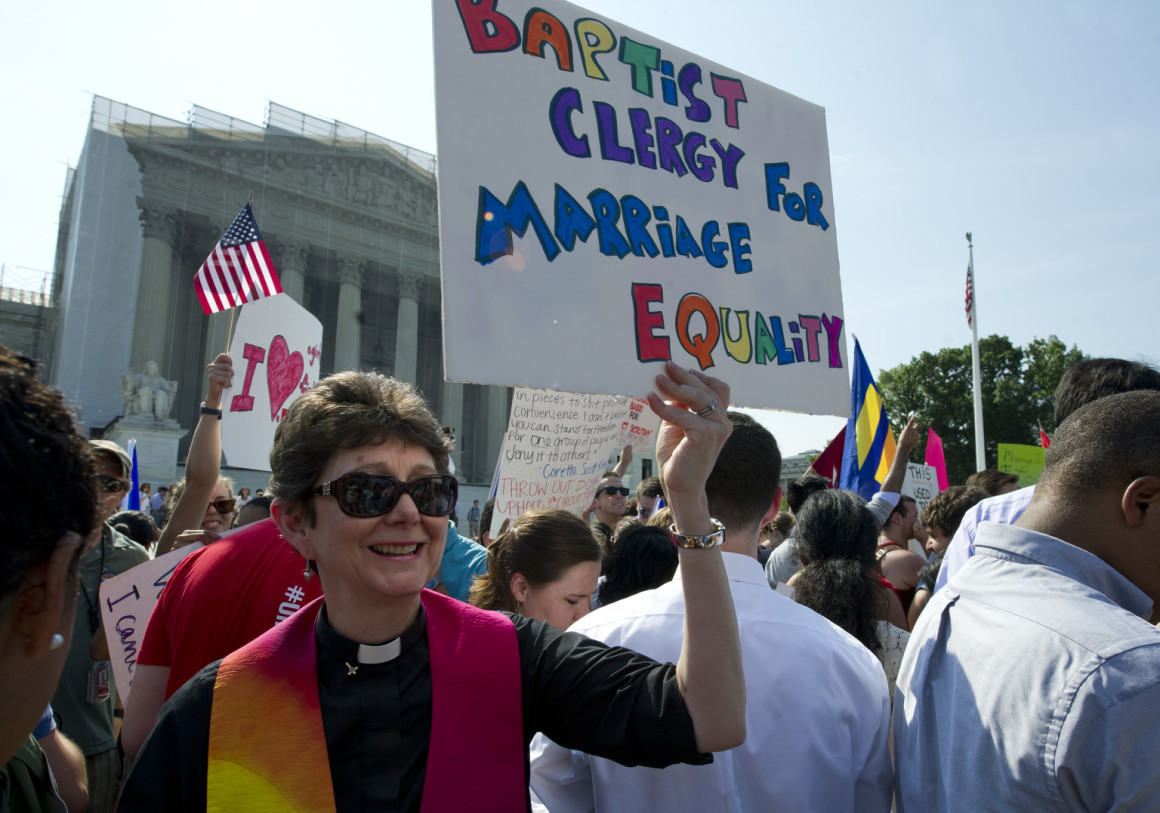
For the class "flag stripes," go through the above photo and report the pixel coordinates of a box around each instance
[193,203,282,315]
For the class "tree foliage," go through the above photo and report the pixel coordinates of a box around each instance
[877,335,1086,485]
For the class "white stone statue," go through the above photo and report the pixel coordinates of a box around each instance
[122,361,177,421]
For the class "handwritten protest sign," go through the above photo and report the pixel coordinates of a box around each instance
[99,542,203,704]
[997,443,1046,488]
[223,294,323,470]
[490,388,626,535]
[618,396,662,455]
[434,0,848,414]
[902,463,941,512]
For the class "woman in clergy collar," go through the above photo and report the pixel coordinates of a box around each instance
[119,363,744,813]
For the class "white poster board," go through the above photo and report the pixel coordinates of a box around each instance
[98,542,203,704]
[222,294,323,471]
[490,388,627,535]
[434,0,848,413]
[617,396,662,455]
[902,463,940,512]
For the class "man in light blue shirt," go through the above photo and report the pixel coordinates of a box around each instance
[894,390,1160,811]
[936,357,1160,592]
[933,483,1033,591]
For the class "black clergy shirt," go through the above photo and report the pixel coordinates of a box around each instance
[119,603,708,812]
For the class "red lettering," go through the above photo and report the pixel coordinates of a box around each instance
[711,74,748,129]
[231,343,266,412]
[456,0,520,53]
[632,283,670,362]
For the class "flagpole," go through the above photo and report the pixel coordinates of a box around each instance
[224,307,237,355]
[967,232,985,471]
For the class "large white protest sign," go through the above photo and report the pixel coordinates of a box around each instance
[490,388,626,535]
[223,294,323,470]
[99,542,203,704]
[902,463,940,512]
[435,0,848,414]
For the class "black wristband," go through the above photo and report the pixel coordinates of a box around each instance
[200,402,223,420]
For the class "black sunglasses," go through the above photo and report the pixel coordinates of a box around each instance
[312,472,458,518]
[597,486,630,498]
[97,474,130,494]
[208,498,237,514]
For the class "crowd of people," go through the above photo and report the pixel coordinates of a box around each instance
[2,345,1159,812]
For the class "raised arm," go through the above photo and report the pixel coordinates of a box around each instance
[610,444,633,479]
[647,362,744,753]
[879,413,920,496]
[155,354,233,556]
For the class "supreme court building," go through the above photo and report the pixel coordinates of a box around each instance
[49,96,512,487]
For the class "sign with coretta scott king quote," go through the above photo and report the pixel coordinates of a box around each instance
[434,0,849,414]
[489,387,625,535]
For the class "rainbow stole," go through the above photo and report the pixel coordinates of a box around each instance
[207,591,526,812]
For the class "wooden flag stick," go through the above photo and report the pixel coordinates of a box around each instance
[224,307,237,355]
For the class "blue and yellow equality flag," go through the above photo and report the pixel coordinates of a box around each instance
[839,339,896,500]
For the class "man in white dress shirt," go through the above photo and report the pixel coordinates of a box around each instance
[531,412,893,813]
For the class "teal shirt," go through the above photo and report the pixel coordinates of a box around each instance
[439,522,487,602]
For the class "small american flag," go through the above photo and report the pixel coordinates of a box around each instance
[193,203,282,315]
[964,260,974,328]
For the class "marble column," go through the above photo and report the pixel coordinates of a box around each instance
[130,204,180,374]
[393,269,422,385]
[275,239,311,305]
[333,254,366,371]
[441,381,464,475]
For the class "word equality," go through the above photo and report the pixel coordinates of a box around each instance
[632,283,844,371]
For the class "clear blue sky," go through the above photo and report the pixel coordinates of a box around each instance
[2,0,1156,454]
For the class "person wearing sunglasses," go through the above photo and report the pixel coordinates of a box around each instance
[121,362,746,812]
[49,438,150,813]
[154,353,236,557]
[590,475,630,551]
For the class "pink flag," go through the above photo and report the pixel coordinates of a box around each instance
[925,428,949,491]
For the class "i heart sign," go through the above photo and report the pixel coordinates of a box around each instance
[223,294,323,471]
[266,335,305,420]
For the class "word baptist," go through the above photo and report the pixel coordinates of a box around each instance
[456,0,748,130]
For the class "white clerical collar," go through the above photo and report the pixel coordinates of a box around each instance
[357,638,402,665]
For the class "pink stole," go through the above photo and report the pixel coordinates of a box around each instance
[207,591,526,812]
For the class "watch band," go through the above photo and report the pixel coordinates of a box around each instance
[200,402,223,420]
[669,518,726,549]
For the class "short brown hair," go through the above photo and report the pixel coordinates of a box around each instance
[468,508,603,613]
[918,486,988,537]
[268,371,451,527]
[636,477,663,500]
[966,469,1019,496]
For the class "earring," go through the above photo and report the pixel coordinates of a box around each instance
[517,601,523,617]
[49,633,65,651]
[303,560,314,582]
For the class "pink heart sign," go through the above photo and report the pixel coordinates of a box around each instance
[266,335,304,420]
